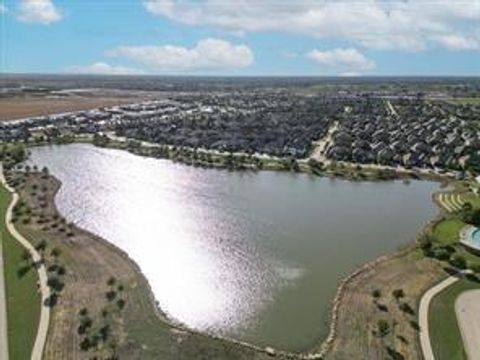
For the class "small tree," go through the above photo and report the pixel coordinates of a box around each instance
[450,254,467,269]
[371,288,382,303]
[392,289,405,301]
[418,234,434,251]
[374,319,390,338]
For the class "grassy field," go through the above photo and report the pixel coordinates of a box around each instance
[0,184,41,360]
[429,277,480,360]
[433,218,465,245]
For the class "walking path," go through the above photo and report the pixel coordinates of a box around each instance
[419,275,459,360]
[455,289,480,360]
[0,164,50,360]
[0,234,8,360]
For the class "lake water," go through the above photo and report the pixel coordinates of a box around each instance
[27,144,438,351]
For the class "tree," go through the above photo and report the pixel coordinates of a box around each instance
[418,234,434,251]
[450,254,467,269]
[35,239,47,253]
[371,288,381,302]
[374,319,390,338]
[392,289,405,301]
[51,247,61,259]
[461,204,480,226]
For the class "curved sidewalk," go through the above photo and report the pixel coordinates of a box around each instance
[419,275,459,360]
[0,236,8,360]
[1,165,50,360]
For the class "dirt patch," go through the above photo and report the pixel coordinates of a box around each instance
[0,90,162,121]
[326,250,446,360]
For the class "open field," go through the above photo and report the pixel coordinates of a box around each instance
[429,277,480,360]
[326,248,446,360]
[0,90,163,121]
[9,171,294,360]
[0,184,41,360]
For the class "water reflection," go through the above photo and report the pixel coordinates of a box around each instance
[28,144,437,351]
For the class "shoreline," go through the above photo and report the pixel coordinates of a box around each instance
[23,135,456,185]
[18,143,455,359]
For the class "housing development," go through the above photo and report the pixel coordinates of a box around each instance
[1,1,480,359]
[1,82,479,176]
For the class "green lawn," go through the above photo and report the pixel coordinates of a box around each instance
[429,277,480,360]
[433,218,465,245]
[0,185,41,360]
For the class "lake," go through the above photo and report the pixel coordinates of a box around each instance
[27,144,438,351]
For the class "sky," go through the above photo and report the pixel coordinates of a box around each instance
[0,0,479,76]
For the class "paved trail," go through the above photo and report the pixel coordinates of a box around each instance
[0,164,50,360]
[419,275,459,360]
[0,235,8,360]
[456,290,480,360]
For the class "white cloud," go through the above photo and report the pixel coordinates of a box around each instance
[433,34,479,50]
[16,0,62,24]
[108,38,254,72]
[143,0,480,52]
[67,62,146,75]
[0,4,7,14]
[307,48,375,72]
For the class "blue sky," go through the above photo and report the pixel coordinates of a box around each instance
[1,0,479,76]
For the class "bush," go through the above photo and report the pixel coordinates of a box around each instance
[433,247,450,261]
[418,234,434,250]
[450,254,467,269]
[371,288,381,299]
[106,290,116,301]
[462,207,480,226]
[116,298,125,310]
[47,276,64,292]
[392,289,405,300]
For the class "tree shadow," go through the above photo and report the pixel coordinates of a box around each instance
[377,303,389,312]
[16,265,31,278]
[409,320,421,332]
[386,346,405,360]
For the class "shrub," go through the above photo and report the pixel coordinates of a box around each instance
[371,288,381,300]
[106,290,116,301]
[433,247,450,261]
[418,234,433,250]
[392,289,405,301]
[450,254,467,269]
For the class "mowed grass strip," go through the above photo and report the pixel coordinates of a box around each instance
[429,277,480,360]
[1,185,41,360]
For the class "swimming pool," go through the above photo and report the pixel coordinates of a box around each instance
[472,229,480,246]
[460,226,480,253]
